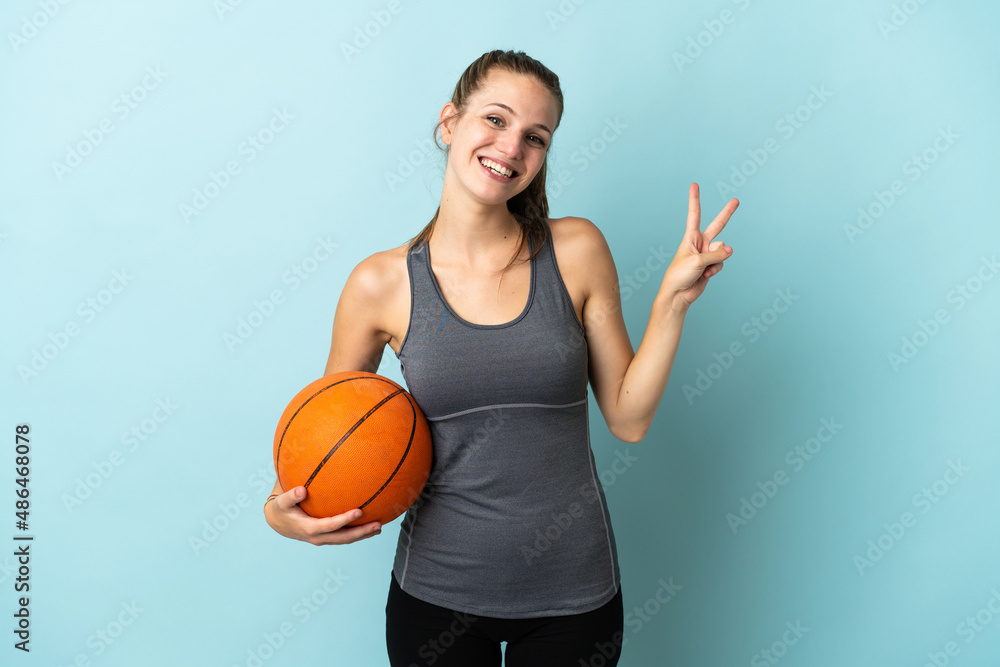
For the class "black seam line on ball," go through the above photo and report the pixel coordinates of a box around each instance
[303,388,405,489]
[358,393,418,509]
[275,375,402,482]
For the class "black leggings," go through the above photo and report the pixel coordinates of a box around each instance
[385,572,624,667]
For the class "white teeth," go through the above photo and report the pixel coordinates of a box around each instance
[480,157,513,178]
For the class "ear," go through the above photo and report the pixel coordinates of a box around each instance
[439,103,459,146]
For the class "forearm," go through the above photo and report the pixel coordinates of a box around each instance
[613,296,689,441]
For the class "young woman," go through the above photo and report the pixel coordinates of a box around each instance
[264,49,738,666]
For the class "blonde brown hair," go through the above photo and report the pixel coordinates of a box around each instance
[405,49,564,274]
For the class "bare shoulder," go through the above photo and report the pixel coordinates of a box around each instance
[338,242,411,352]
[346,243,407,296]
[548,216,616,296]
[325,243,409,374]
[549,216,611,254]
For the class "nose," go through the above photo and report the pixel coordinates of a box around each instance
[494,130,523,161]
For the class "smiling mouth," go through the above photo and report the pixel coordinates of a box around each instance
[479,157,517,179]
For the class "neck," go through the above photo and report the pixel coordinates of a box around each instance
[430,193,522,268]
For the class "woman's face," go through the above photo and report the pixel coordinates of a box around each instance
[440,68,559,206]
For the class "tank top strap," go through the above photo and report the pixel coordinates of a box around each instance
[405,242,435,313]
[533,218,586,335]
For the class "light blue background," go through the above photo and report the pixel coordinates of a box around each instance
[3,1,999,665]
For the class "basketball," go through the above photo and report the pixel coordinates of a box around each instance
[273,371,432,526]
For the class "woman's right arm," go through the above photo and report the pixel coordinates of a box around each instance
[263,251,397,545]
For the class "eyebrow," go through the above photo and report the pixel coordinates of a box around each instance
[484,103,553,135]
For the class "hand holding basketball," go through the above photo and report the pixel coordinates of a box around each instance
[269,370,432,546]
[264,485,381,546]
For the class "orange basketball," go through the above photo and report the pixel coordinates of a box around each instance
[273,371,432,526]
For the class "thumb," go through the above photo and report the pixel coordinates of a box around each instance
[699,244,732,268]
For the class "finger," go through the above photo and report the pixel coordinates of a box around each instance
[686,182,701,235]
[703,198,739,243]
[309,508,370,533]
[706,262,724,278]
[275,490,370,531]
[275,485,307,510]
[696,245,732,270]
[300,521,382,546]
[316,521,382,546]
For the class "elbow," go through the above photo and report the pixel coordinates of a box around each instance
[612,422,648,444]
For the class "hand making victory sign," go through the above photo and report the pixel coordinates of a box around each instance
[658,183,740,310]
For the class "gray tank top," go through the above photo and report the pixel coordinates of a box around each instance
[391,219,620,618]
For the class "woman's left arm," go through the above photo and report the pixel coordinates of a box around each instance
[582,183,739,443]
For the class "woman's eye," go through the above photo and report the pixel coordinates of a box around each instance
[486,116,546,147]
